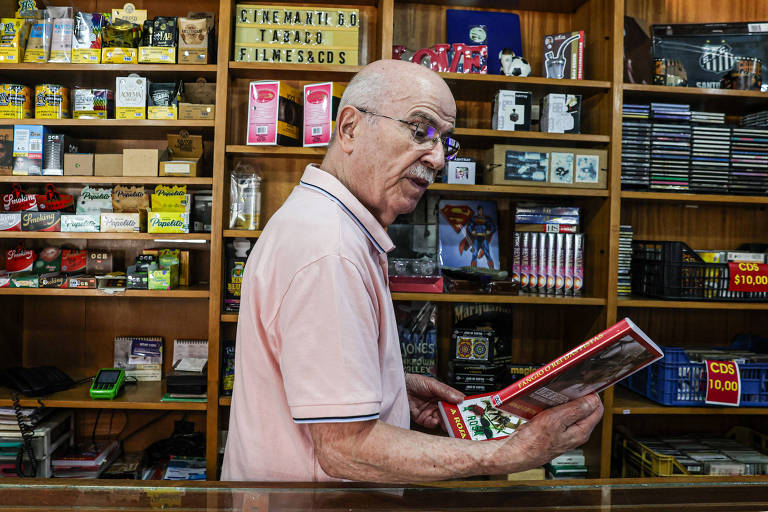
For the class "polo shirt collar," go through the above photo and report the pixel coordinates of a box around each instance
[299,165,395,254]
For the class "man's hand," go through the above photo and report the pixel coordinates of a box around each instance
[496,394,604,470]
[405,373,464,429]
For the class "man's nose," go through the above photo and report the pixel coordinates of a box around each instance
[421,141,445,173]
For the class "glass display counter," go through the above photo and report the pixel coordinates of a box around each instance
[1,477,767,510]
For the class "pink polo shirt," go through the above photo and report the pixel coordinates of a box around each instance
[221,165,410,482]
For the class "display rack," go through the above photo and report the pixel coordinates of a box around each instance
[3,0,766,481]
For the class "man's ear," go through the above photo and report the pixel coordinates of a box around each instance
[335,105,360,153]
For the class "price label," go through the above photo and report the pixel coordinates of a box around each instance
[705,360,740,406]
[728,262,768,292]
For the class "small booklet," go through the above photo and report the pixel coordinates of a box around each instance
[439,318,663,441]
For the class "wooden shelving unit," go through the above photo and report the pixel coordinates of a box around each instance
[6,0,766,483]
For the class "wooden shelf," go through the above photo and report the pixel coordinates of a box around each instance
[229,62,362,80]
[219,396,232,406]
[613,387,768,415]
[0,381,207,411]
[223,230,261,238]
[429,183,609,197]
[618,297,768,310]
[0,232,211,241]
[440,73,610,101]
[0,176,213,185]
[221,314,238,323]
[453,127,610,148]
[621,190,768,206]
[0,63,217,81]
[396,0,590,13]
[0,286,209,298]
[225,145,327,157]
[6,119,215,138]
[622,83,768,113]
[390,293,604,304]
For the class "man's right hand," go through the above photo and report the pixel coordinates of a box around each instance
[496,394,604,471]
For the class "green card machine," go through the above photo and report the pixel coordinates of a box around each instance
[89,368,125,399]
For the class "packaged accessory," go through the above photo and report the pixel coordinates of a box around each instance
[229,167,262,230]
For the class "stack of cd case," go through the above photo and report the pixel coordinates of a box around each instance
[651,102,691,122]
[690,125,731,193]
[692,111,725,124]
[621,103,651,189]
[618,225,633,296]
[741,110,768,128]
[729,128,768,194]
[650,123,691,190]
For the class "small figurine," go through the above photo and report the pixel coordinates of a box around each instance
[499,48,531,77]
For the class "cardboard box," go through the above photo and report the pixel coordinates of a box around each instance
[94,153,122,176]
[86,250,113,274]
[12,125,47,175]
[492,91,532,131]
[21,211,61,232]
[485,144,607,189]
[147,106,178,120]
[123,148,158,177]
[68,275,97,288]
[42,133,77,176]
[0,213,21,231]
[116,75,147,120]
[100,212,145,232]
[61,214,100,232]
[247,81,301,146]
[0,125,12,175]
[73,88,114,119]
[160,133,203,177]
[178,48,208,64]
[149,265,179,290]
[543,31,585,79]
[64,153,94,176]
[178,103,214,120]
[147,210,189,233]
[138,46,176,64]
[539,94,582,134]
[303,82,346,147]
[445,157,476,184]
[0,18,30,63]
[102,47,138,64]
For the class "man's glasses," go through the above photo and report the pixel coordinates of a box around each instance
[354,107,460,161]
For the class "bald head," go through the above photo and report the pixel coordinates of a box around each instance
[330,60,455,144]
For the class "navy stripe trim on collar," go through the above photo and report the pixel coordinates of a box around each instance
[300,180,385,254]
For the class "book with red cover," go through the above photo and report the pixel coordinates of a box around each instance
[52,440,120,468]
[439,318,663,441]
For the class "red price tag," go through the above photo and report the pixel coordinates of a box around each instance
[728,262,768,292]
[705,360,740,406]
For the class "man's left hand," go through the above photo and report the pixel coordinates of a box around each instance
[405,374,464,430]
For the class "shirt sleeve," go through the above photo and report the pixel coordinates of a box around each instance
[275,254,383,423]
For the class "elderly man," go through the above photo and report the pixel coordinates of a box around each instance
[222,60,603,482]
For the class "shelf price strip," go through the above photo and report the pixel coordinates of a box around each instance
[728,262,768,292]
[705,360,740,406]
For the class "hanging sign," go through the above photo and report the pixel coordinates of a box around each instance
[704,360,740,406]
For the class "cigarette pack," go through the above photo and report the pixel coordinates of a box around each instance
[303,82,346,147]
[21,211,61,231]
[247,81,301,146]
[573,233,584,295]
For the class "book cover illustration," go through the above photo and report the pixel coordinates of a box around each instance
[550,152,574,183]
[438,200,499,270]
[439,318,663,440]
[440,395,524,441]
[504,150,548,182]
[576,154,600,183]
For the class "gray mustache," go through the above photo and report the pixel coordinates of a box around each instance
[406,164,435,185]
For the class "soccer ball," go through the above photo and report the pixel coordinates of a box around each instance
[500,50,532,77]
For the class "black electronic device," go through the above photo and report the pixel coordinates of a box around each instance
[1,367,75,397]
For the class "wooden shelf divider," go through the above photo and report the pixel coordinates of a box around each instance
[0,176,214,185]
[0,286,210,298]
[0,232,211,241]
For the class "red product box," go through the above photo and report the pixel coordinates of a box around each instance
[389,275,444,293]
[0,213,21,231]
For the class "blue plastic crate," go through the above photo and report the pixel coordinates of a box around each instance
[624,345,768,407]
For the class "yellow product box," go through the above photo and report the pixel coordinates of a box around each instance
[0,84,32,119]
[147,210,190,233]
[102,47,138,64]
[147,105,177,120]
[34,84,70,119]
[72,48,100,63]
[149,265,178,290]
[151,185,189,212]
[22,20,51,63]
[138,46,176,64]
[0,18,29,63]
